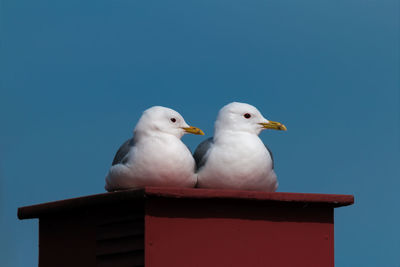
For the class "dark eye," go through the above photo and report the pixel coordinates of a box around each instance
[244,113,251,119]
[170,118,176,123]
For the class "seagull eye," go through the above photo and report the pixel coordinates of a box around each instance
[244,113,251,119]
[170,118,177,123]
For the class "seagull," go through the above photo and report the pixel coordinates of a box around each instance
[194,102,286,192]
[105,106,204,191]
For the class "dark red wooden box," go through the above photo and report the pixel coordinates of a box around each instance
[18,187,354,267]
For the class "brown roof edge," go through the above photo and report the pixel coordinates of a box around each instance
[17,189,146,220]
[18,187,354,220]
[145,187,355,206]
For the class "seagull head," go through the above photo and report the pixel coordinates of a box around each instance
[134,106,204,138]
[214,102,287,135]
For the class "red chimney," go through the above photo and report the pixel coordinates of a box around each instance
[18,187,354,267]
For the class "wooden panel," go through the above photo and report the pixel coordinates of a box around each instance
[39,204,145,267]
[39,214,96,267]
[97,251,144,267]
[96,216,145,267]
[145,198,334,267]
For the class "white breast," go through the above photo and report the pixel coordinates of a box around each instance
[106,134,196,190]
[197,132,277,191]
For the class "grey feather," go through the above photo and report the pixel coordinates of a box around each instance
[265,144,274,169]
[193,137,213,171]
[111,138,135,166]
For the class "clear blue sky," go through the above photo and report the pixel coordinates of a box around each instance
[1,0,399,266]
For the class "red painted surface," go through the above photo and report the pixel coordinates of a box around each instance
[145,197,335,267]
[18,187,354,267]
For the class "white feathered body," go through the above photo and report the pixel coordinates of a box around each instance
[197,132,278,192]
[106,134,197,191]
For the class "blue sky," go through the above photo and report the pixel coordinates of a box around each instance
[1,0,399,266]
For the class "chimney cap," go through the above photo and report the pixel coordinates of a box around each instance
[18,187,354,220]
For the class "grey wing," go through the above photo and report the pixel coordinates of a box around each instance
[193,137,213,171]
[265,144,274,169]
[111,138,135,166]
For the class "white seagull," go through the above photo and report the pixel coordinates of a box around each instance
[105,106,204,191]
[194,102,286,192]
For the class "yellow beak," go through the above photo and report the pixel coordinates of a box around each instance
[259,121,287,131]
[182,126,205,135]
